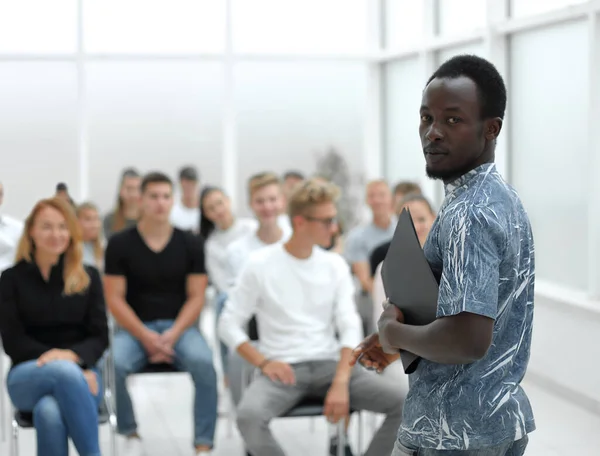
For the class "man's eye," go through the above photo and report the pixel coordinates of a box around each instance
[448,117,461,124]
[420,115,431,122]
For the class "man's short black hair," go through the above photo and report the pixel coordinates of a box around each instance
[141,171,173,193]
[283,170,304,181]
[56,182,68,192]
[179,165,199,182]
[426,54,506,120]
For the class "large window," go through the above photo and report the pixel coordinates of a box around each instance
[510,21,590,290]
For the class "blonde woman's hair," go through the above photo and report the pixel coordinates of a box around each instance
[76,201,104,267]
[288,178,341,219]
[16,198,90,295]
[247,172,281,198]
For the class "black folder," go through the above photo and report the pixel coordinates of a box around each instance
[381,208,439,374]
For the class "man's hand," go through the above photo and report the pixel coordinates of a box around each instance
[83,370,99,396]
[350,333,400,373]
[141,330,174,363]
[261,361,296,385]
[323,381,349,423]
[37,349,78,367]
[377,300,405,354]
[159,328,180,353]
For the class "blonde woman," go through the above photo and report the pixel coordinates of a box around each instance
[103,168,141,240]
[0,197,109,456]
[77,202,104,271]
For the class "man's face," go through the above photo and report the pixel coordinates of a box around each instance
[366,182,392,215]
[297,202,338,247]
[250,184,283,225]
[419,76,490,182]
[141,182,173,222]
[283,176,304,199]
[180,178,198,199]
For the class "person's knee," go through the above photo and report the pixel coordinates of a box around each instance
[186,353,217,385]
[112,343,138,377]
[33,396,63,428]
[236,401,263,432]
[45,360,85,383]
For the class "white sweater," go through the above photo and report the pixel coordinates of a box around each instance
[218,244,363,364]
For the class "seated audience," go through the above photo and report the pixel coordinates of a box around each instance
[0,197,109,456]
[0,181,24,274]
[77,202,104,270]
[103,168,141,240]
[104,172,216,456]
[219,178,404,456]
[171,165,201,233]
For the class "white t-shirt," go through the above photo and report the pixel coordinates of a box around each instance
[218,244,363,364]
[225,227,291,290]
[170,200,200,233]
[0,215,24,274]
[205,217,258,292]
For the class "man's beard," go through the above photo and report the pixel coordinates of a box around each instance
[425,160,479,182]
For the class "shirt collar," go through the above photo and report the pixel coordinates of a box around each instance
[444,163,496,196]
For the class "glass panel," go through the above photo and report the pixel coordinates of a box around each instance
[84,0,225,54]
[232,0,368,54]
[0,0,77,53]
[234,62,367,225]
[383,58,429,195]
[510,0,588,18]
[384,0,425,49]
[438,0,487,36]
[86,62,223,213]
[510,21,589,290]
[437,41,486,64]
[0,63,78,219]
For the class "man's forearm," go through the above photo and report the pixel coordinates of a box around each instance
[237,341,268,368]
[172,296,204,336]
[333,347,354,384]
[108,298,147,340]
[384,319,482,364]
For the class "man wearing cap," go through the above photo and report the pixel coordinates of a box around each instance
[170,166,201,233]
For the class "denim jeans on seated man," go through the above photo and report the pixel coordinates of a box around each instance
[7,359,103,456]
[112,319,217,448]
[391,436,529,456]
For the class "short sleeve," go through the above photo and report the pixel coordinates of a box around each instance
[437,207,506,320]
[343,227,367,263]
[104,235,127,276]
[186,233,207,275]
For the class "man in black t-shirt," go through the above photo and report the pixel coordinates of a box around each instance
[104,172,216,456]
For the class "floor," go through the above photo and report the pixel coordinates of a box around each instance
[1,303,598,456]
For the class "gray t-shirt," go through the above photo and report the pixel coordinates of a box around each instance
[399,163,536,450]
[103,212,137,241]
[344,216,397,265]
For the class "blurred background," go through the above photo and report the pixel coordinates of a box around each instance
[0,0,599,454]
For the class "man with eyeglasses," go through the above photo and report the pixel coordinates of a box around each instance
[218,178,404,456]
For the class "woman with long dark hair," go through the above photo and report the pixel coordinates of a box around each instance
[103,168,141,240]
[0,197,109,456]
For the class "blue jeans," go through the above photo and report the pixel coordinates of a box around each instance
[215,291,229,374]
[7,360,103,456]
[112,320,217,448]
[392,436,529,456]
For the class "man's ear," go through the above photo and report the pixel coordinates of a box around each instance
[485,117,503,140]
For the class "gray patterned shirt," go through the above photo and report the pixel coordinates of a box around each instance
[398,163,536,450]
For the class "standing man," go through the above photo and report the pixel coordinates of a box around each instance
[352,55,535,456]
[220,178,404,456]
[170,165,201,233]
[0,182,23,275]
[104,172,217,456]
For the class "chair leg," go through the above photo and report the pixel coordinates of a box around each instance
[336,421,345,456]
[11,417,19,456]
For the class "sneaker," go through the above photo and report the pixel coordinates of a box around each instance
[329,435,354,456]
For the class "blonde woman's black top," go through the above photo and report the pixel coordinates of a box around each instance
[0,258,109,368]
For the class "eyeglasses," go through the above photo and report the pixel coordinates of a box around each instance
[304,215,338,227]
